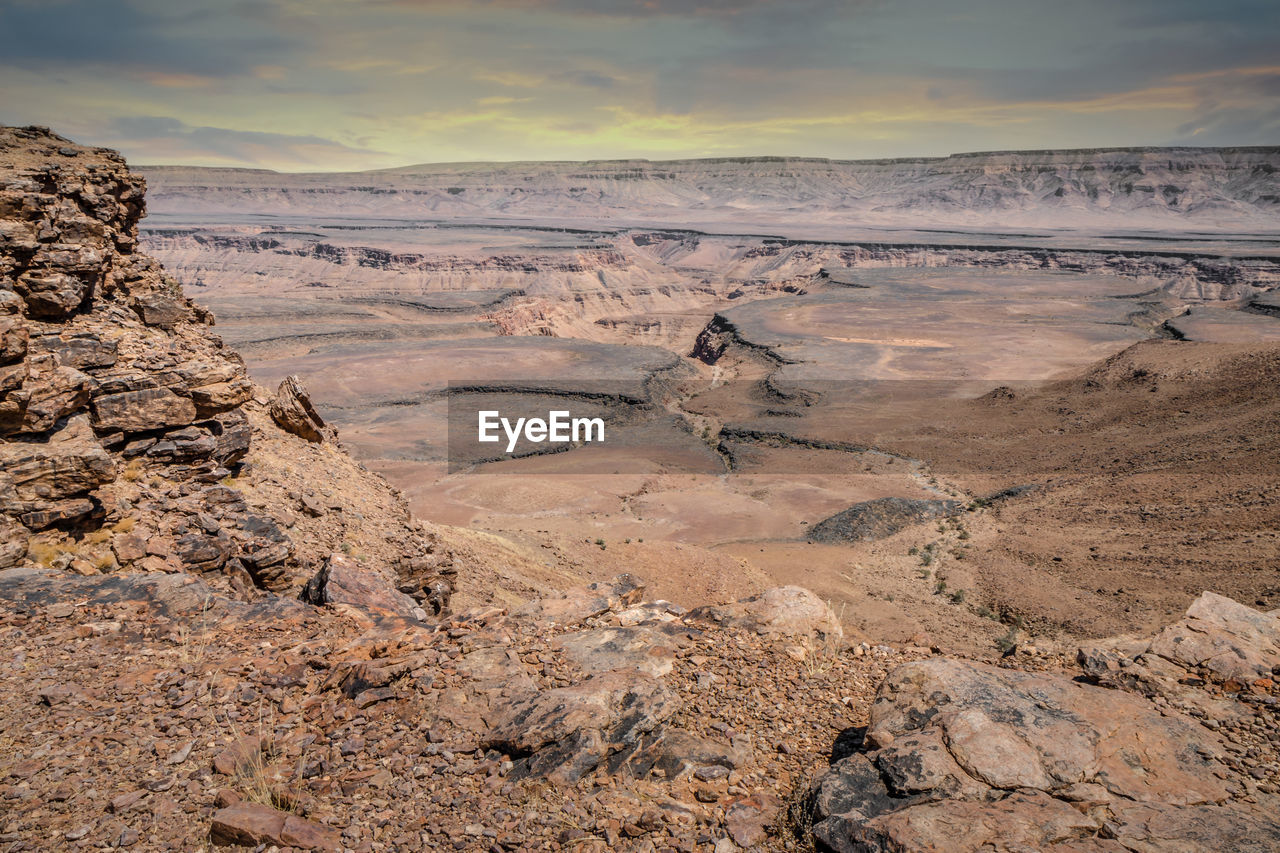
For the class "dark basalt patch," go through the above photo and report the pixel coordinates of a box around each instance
[808,496,961,543]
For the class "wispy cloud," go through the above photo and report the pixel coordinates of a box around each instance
[0,0,1276,168]
[107,116,393,170]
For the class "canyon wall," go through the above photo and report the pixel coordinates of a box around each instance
[140,147,1280,231]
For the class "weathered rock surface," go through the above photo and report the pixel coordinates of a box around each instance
[483,668,681,783]
[809,593,1280,852]
[301,552,425,624]
[552,624,681,677]
[1078,590,1280,730]
[0,126,452,616]
[865,658,1228,802]
[687,585,843,643]
[1148,591,1280,683]
[513,572,645,627]
[0,414,112,513]
[209,802,341,850]
[90,387,197,433]
[269,374,329,443]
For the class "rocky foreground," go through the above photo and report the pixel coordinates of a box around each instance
[2,127,1279,851]
[1,564,1278,852]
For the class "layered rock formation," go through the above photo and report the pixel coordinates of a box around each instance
[141,147,1280,231]
[0,126,451,612]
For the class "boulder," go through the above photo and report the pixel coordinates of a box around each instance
[16,353,96,434]
[19,497,97,530]
[687,586,843,644]
[804,643,1278,853]
[864,657,1229,805]
[190,378,253,417]
[210,410,251,465]
[133,292,189,328]
[14,270,92,318]
[1148,591,1280,683]
[232,514,294,591]
[1078,593,1280,722]
[301,552,422,622]
[725,793,782,849]
[172,527,233,573]
[269,375,328,443]
[484,669,680,784]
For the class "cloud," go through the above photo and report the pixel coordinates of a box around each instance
[551,70,619,90]
[0,0,1277,167]
[390,0,863,18]
[106,116,391,170]
[0,0,298,77]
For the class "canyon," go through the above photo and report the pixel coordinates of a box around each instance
[1,127,1278,851]
[137,148,1280,650]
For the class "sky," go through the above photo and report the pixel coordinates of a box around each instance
[1,0,1277,171]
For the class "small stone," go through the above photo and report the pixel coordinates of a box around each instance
[64,826,91,842]
[354,686,398,708]
[694,765,730,782]
[108,790,147,813]
[166,741,194,765]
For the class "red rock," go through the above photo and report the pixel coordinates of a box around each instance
[209,802,341,850]
[112,533,147,562]
[354,686,398,708]
[108,789,147,813]
[301,552,422,623]
[725,792,780,848]
[212,736,263,776]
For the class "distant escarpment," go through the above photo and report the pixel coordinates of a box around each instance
[0,126,452,615]
[141,146,1280,230]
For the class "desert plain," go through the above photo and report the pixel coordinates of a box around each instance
[138,148,1280,656]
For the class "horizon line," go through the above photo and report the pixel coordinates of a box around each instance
[130,144,1280,177]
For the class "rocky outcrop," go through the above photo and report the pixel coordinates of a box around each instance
[0,126,252,521]
[809,497,962,543]
[0,126,452,614]
[1077,591,1280,738]
[483,669,682,784]
[807,593,1280,852]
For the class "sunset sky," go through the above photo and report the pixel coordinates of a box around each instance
[1,0,1277,171]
